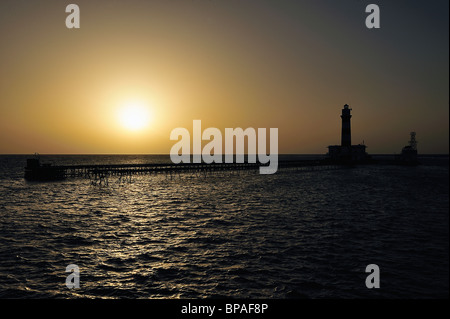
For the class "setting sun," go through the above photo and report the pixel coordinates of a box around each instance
[118,101,151,131]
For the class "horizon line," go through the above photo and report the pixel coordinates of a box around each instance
[0,153,449,156]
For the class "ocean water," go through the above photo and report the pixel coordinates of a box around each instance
[0,155,448,299]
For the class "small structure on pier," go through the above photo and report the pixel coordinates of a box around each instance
[327,104,369,163]
[25,157,65,181]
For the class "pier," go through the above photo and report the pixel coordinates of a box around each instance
[24,157,342,182]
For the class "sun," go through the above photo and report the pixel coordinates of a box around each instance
[118,101,151,131]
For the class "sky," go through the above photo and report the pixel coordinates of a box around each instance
[0,0,448,154]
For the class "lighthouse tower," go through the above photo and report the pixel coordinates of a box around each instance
[341,104,351,147]
[327,103,368,162]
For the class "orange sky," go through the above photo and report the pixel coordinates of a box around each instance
[0,0,448,154]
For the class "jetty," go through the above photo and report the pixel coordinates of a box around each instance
[23,157,342,182]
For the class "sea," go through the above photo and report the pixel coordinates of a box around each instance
[0,154,448,299]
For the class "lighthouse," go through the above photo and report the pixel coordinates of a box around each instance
[327,104,368,162]
[341,104,352,147]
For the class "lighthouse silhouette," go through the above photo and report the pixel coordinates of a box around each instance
[341,104,352,147]
[327,104,368,162]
